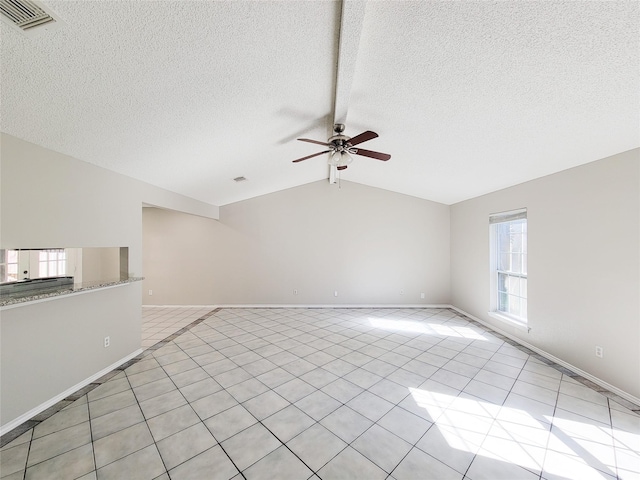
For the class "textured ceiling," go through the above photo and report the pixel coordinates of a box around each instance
[1,1,638,206]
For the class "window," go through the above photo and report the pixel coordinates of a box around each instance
[39,249,66,278]
[1,249,19,282]
[490,209,527,323]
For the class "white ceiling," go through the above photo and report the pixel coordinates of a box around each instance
[1,1,638,206]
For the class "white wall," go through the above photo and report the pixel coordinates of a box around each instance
[0,133,219,269]
[1,285,141,424]
[0,133,219,430]
[143,180,451,305]
[450,149,640,400]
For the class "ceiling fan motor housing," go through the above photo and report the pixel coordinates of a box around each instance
[328,134,354,153]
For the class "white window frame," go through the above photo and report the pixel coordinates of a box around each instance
[1,249,19,282]
[38,249,66,278]
[489,208,529,331]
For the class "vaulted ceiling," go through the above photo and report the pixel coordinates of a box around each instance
[1,1,638,206]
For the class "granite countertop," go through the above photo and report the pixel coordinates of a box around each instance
[0,277,144,307]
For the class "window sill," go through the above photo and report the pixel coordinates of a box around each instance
[488,312,530,332]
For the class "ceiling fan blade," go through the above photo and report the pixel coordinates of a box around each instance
[348,130,378,146]
[353,148,391,161]
[292,150,331,163]
[298,138,331,147]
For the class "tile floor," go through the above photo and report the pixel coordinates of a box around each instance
[141,306,216,349]
[1,307,639,480]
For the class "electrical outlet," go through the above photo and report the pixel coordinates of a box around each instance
[400,289,404,295]
[334,291,338,297]
[595,346,603,358]
[293,289,298,295]
[420,293,425,299]
[104,336,110,348]
[148,289,153,296]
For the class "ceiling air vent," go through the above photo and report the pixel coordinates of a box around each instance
[1,0,63,36]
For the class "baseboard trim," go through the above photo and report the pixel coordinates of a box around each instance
[143,304,219,308]
[0,348,144,436]
[450,306,640,407]
[143,304,450,309]
[194,304,451,309]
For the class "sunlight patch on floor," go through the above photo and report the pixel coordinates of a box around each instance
[409,387,635,479]
[368,317,487,341]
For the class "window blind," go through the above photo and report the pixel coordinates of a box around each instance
[489,208,527,224]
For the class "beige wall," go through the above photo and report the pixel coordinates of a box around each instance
[450,149,640,399]
[143,180,451,305]
[0,133,218,430]
[80,247,121,283]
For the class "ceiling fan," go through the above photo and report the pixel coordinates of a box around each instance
[292,124,390,171]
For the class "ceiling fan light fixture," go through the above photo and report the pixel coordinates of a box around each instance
[329,150,353,167]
